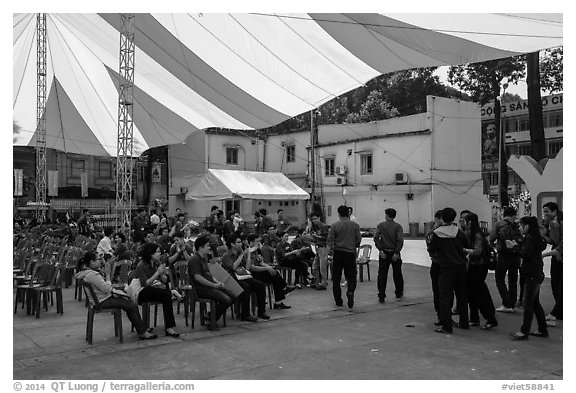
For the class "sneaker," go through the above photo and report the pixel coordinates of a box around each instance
[257,313,271,320]
[496,306,515,313]
[529,331,549,338]
[378,297,386,303]
[546,320,556,327]
[295,284,302,289]
[335,300,343,307]
[470,321,480,327]
[240,315,258,322]
[315,285,327,291]
[139,332,158,340]
[346,293,354,309]
[546,314,557,321]
[511,332,528,341]
[273,302,291,310]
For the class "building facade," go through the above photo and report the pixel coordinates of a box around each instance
[480,93,563,200]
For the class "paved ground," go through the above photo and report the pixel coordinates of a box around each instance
[12,240,562,381]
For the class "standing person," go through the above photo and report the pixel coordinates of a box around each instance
[426,210,443,325]
[348,207,358,225]
[374,208,405,303]
[188,235,234,330]
[150,209,160,228]
[489,207,523,313]
[459,210,472,231]
[77,209,90,236]
[463,213,498,330]
[511,216,549,340]
[327,205,362,309]
[259,209,274,236]
[309,213,330,291]
[132,208,148,244]
[203,205,219,229]
[134,243,180,338]
[428,207,470,334]
[542,202,562,324]
[275,209,292,233]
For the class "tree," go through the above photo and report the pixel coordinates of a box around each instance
[526,52,546,162]
[344,90,399,123]
[539,47,563,94]
[448,56,526,207]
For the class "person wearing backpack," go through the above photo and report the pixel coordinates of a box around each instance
[489,207,522,313]
[463,213,498,330]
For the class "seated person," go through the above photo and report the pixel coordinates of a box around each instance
[246,234,294,309]
[75,251,157,340]
[261,225,281,249]
[275,231,311,288]
[205,225,224,256]
[188,235,234,330]
[221,235,269,321]
[168,232,192,267]
[156,227,172,254]
[112,232,133,262]
[134,243,180,338]
[291,229,316,266]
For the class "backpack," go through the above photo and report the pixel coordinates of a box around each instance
[482,237,498,270]
[497,221,522,255]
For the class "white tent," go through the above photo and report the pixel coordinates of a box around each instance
[185,169,309,201]
[13,13,562,156]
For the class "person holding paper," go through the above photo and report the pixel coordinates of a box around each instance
[188,235,235,329]
[221,235,269,321]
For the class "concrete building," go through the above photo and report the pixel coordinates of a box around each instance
[169,96,492,232]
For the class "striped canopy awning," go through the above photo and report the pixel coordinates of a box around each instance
[13,13,562,157]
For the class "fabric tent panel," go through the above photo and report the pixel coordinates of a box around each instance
[100,13,291,130]
[27,79,110,157]
[311,13,520,73]
[186,169,309,201]
[106,66,201,148]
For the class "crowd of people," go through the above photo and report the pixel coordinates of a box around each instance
[15,200,562,342]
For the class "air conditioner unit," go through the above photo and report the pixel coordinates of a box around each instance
[336,177,343,185]
[336,166,347,175]
[395,172,408,184]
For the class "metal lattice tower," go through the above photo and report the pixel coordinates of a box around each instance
[115,14,135,234]
[35,13,47,221]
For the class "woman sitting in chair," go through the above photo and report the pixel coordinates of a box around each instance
[135,243,180,338]
[75,252,157,340]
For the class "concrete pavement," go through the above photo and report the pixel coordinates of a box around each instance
[13,240,562,380]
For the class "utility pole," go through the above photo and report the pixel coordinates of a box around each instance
[309,110,318,214]
[35,13,47,222]
[115,14,135,237]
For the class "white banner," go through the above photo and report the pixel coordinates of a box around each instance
[13,169,23,196]
[48,170,59,196]
[80,172,88,197]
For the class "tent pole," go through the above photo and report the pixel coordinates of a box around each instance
[309,110,317,215]
[35,13,47,222]
[115,14,136,239]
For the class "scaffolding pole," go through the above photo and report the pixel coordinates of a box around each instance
[35,13,47,221]
[115,14,135,236]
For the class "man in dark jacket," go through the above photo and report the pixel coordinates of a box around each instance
[428,207,470,334]
[374,208,404,302]
[489,207,522,313]
[426,210,444,324]
[327,205,362,308]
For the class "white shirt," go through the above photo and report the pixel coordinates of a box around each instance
[97,236,113,256]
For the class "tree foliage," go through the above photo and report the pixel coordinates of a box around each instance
[539,47,563,94]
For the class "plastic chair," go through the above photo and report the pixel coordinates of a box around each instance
[173,261,194,326]
[33,264,65,318]
[356,244,372,282]
[82,282,123,345]
[188,279,226,330]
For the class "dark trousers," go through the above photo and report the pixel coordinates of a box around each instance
[194,285,234,321]
[137,286,176,329]
[438,265,468,332]
[251,270,287,303]
[377,251,404,299]
[101,296,147,335]
[495,255,520,308]
[332,250,357,303]
[549,256,563,318]
[520,275,548,335]
[467,264,497,325]
[280,257,310,284]
[430,263,440,316]
[237,278,266,316]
